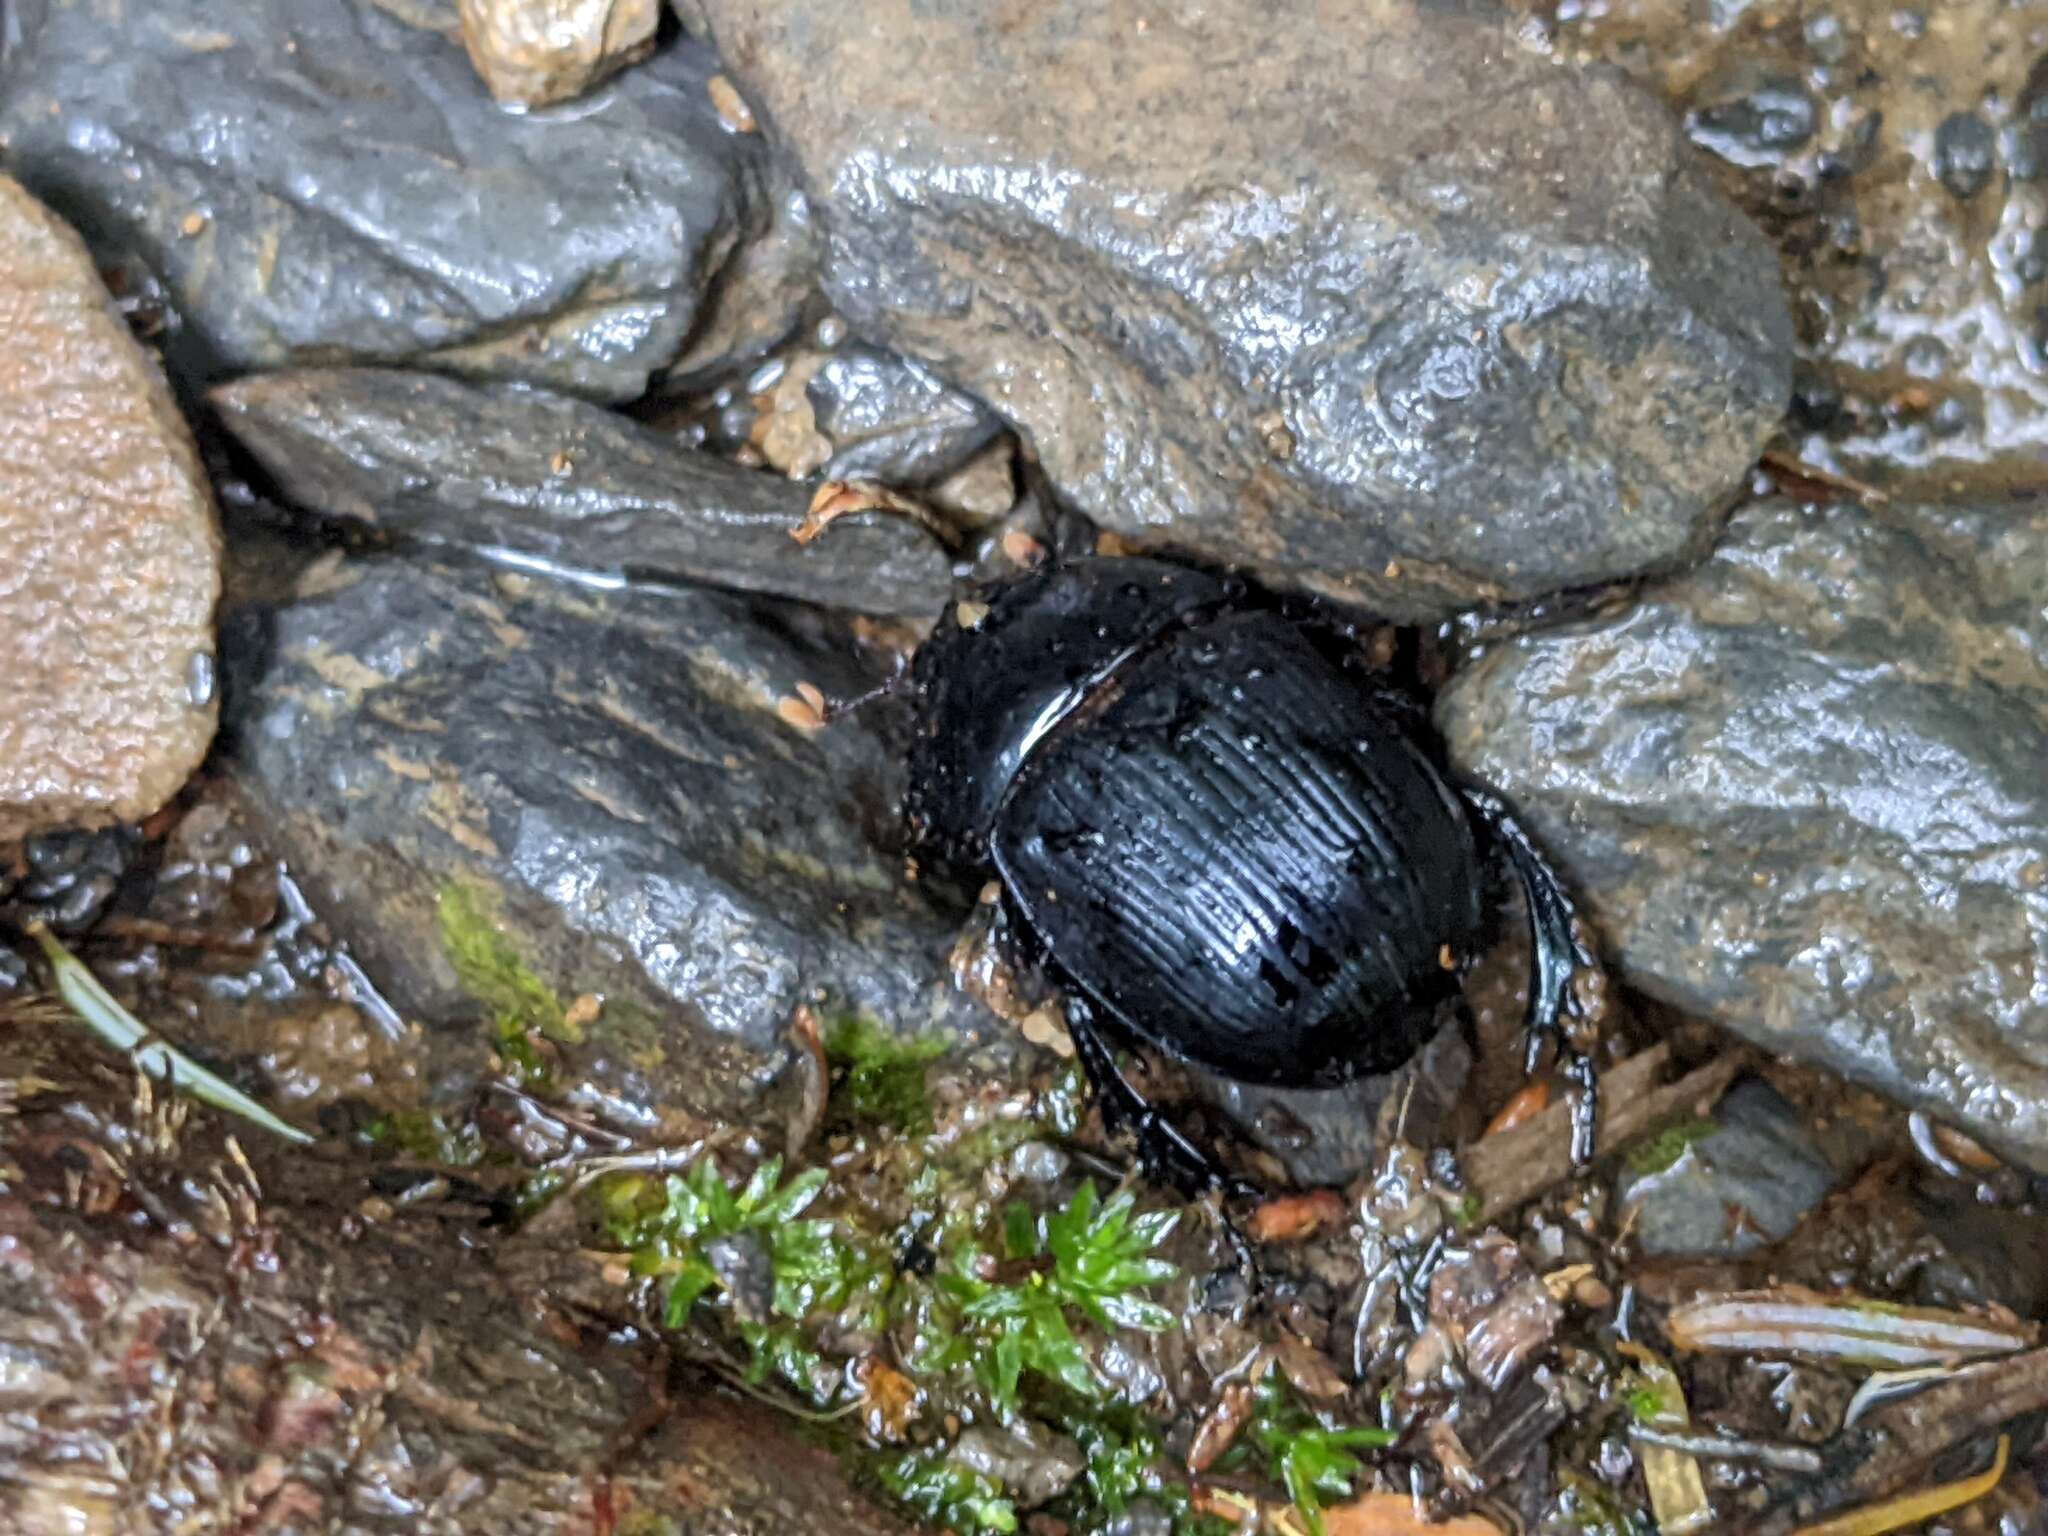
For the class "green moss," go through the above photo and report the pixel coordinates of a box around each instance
[360,1107,486,1167]
[872,1449,1018,1534]
[600,1155,889,1391]
[824,1014,947,1133]
[436,883,581,1085]
[1625,1117,1721,1176]
[1623,1385,1666,1425]
[927,1180,1180,1418]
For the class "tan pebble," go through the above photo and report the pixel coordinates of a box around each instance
[1573,1275,1614,1310]
[978,880,1003,905]
[776,695,824,732]
[1019,1008,1075,1057]
[955,599,992,630]
[1002,530,1047,567]
[708,73,757,133]
[564,993,602,1031]
[549,449,573,476]
[795,680,827,714]
[180,211,207,236]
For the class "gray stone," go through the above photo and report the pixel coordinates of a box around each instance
[213,368,954,618]
[0,0,812,401]
[221,551,987,1128]
[1618,1080,1839,1257]
[682,0,1792,618]
[1440,497,2048,1170]
[1933,111,1998,201]
[808,344,1004,489]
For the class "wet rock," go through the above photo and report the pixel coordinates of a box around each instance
[1617,1080,1840,1258]
[0,0,810,401]
[685,0,1791,618]
[458,0,659,107]
[950,1422,1084,1508]
[0,1022,912,1535]
[1933,111,1997,200]
[1201,1018,1470,1188]
[706,1231,776,1324]
[1440,496,2048,1170]
[220,551,986,1130]
[808,345,1004,490]
[1686,71,1819,168]
[2,827,143,933]
[1536,0,2048,496]
[213,368,953,618]
[0,176,220,845]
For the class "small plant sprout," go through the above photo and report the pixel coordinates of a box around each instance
[28,922,313,1145]
[934,1179,1180,1418]
[1246,1377,1397,1536]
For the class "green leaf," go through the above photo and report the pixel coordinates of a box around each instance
[1098,1294,1176,1332]
[749,1165,828,1226]
[1027,1305,1102,1400]
[991,1324,1025,1416]
[736,1155,784,1214]
[1003,1200,1040,1260]
[663,1260,717,1328]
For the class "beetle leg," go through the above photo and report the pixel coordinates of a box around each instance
[1461,788,1600,1163]
[1064,1002,1260,1202]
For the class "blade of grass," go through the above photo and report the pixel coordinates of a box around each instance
[28,922,314,1145]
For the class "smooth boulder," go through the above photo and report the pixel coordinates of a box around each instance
[0,0,808,401]
[213,368,955,618]
[1440,497,2048,1169]
[683,0,1793,617]
[0,176,219,844]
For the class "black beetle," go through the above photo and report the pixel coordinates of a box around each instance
[903,555,1595,1192]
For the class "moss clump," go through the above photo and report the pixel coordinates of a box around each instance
[824,1014,947,1133]
[436,883,581,1084]
[361,1107,486,1167]
[1624,1116,1721,1176]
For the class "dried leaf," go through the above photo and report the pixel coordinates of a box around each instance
[792,479,954,547]
[1616,1340,1713,1536]
[1481,1078,1552,1138]
[1321,1493,1500,1536]
[1247,1189,1348,1244]
[1667,1288,2035,1368]
[1186,1380,1255,1474]
[856,1355,920,1443]
[1791,1436,2008,1536]
[1274,1331,1349,1401]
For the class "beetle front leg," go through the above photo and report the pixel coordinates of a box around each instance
[1461,788,1600,1164]
[1064,1001,1259,1202]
